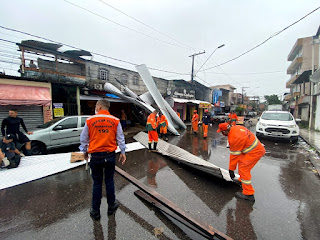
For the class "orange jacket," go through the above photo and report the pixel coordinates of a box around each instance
[192,113,199,123]
[146,113,158,131]
[228,113,238,122]
[86,110,120,153]
[228,125,265,170]
[157,115,168,128]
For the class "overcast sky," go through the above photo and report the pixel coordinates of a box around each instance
[1,0,320,100]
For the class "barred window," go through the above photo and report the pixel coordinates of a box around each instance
[133,75,139,85]
[99,69,108,80]
[121,73,128,85]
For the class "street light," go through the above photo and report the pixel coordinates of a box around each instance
[194,44,225,76]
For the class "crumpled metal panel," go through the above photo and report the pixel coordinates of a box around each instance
[136,64,186,130]
[139,91,154,105]
[104,83,179,135]
[134,132,238,181]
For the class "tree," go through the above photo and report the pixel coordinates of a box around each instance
[264,95,281,105]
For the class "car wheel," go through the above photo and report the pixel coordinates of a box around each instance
[290,137,299,144]
[31,141,47,155]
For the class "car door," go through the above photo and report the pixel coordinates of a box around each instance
[50,117,80,147]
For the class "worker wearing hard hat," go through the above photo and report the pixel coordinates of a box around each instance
[202,109,210,138]
[191,110,199,134]
[217,122,265,202]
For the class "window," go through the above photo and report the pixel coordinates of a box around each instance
[261,112,293,121]
[99,69,108,80]
[132,75,139,85]
[121,73,128,85]
[58,118,78,129]
[81,117,88,127]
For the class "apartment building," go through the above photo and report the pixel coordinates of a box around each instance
[286,27,320,127]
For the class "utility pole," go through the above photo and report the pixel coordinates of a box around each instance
[241,87,249,104]
[189,51,205,85]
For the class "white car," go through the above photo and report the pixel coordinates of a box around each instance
[26,115,90,155]
[256,111,300,143]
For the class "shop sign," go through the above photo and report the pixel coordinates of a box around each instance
[43,105,53,123]
[220,101,225,107]
[53,103,64,117]
[173,89,195,99]
[214,101,220,107]
[200,102,212,108]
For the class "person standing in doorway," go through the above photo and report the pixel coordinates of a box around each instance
[202,109,210,138]
[217,122,265,202]
[146,110,159,151]
[1,109,33,156]
[80,100,126,220]
[192,110,199,134]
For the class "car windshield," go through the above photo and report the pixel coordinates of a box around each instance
[261,112,293,121]
[36,117,64,128]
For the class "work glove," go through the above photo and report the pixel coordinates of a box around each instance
[229,170,235,180]
[2,157,10,167]
[20,152,25,157]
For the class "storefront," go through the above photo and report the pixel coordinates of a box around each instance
[0,77,52,129]
[173,98,212,122]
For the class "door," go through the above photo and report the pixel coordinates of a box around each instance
[50,117,79,147]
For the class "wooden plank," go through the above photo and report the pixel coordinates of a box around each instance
[115,166,232,240]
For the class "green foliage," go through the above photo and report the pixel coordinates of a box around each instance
[235,106,244,115]
[264,95,281,105]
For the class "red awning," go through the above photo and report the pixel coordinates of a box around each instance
[0,84,51,106]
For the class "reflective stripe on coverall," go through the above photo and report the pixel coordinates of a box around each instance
[192,113,199,132]
[228,125,265,195]
[146,113,158,143]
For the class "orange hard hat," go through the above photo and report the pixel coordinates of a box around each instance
[194,110,197,113]
[217,123,229,132]
[205,109,209,112]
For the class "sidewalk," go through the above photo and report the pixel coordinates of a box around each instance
[299,128,320,177]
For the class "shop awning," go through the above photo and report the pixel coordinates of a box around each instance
[80,95,129,103]
[0,84,51,106]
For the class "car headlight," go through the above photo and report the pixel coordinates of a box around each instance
[288,124,296,128]
[259,122,267,127]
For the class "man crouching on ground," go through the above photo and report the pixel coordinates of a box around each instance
[80,100,126,220]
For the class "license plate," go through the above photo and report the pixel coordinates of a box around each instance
[271,132,282,136]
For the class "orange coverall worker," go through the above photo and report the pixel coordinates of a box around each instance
[228,125,265,195]
[146,112,158,150]
[228,113,238,126]
[158,115,168,135]
[192,112,199,133]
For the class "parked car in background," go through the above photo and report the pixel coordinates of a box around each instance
[256,111,300,143]
[25,115,90,155]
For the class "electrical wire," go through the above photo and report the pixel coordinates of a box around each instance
[200,6,320,72]
[96,0,196,51]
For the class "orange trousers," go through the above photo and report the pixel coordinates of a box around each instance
[192,122,198,132]
[202,124,208,137]
[237,144,265,195]
[148,131,158,143]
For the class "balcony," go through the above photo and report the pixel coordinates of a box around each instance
[284,94,292,101]
[286,74,300,88]
[287,57,303,74]
[287,38,303,61]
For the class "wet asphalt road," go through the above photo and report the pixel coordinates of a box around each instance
[1,123,320,240]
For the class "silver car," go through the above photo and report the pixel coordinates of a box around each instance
[27,115,90,155]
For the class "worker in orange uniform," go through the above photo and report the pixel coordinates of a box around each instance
[228,111,238,126]
[146,110,159,151]
[157,112,168,141]
[191,110,199,134]
[80,100,126,220]
[202,109,210,138]
[217,122,265,202]
[176,111,181,119]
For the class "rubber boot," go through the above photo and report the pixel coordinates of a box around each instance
[152,142,158,152]
[148,143,152,151]
[165,134,168,141]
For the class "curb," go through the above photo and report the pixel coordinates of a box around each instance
[299,135,320,178]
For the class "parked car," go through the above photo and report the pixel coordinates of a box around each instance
[256,111,300,143]
[25,115,90,155]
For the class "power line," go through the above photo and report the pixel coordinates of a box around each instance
[0,29,189,76]
[96,0,196,51]
[200,6,320,72]
[64,0,189,50]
